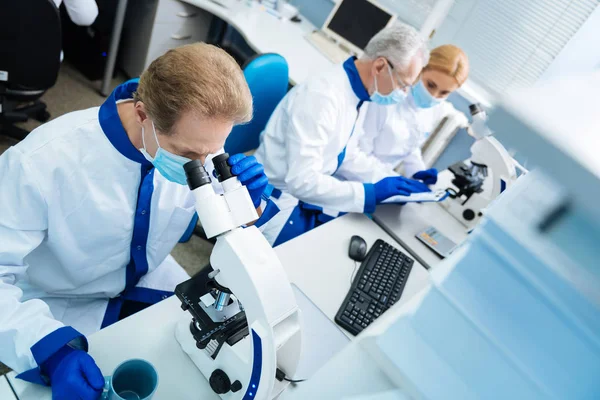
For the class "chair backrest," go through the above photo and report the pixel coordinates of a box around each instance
[224,53,289,155]
[0,0,62,89]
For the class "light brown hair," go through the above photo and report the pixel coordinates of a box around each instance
[425,44,470,87]
[134,43,252,135]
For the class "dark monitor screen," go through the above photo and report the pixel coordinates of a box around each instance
[327,0,393,50]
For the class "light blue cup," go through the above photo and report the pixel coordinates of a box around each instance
[101,359,159,400]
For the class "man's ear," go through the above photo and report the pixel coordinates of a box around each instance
[372,57,387,75]
[134,102,148,125]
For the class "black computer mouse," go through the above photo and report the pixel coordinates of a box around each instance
[348,235,367,261]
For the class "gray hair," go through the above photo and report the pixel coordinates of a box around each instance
[362,22,429,70]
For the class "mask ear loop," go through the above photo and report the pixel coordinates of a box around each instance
[373,74,379,94]
[387,62,398,91]
[150,121,161,149]
[141,124,148,150]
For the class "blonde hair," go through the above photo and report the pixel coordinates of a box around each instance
[425,44,469,87]
[134,43,252,135]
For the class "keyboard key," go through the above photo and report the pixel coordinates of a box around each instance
[364,282,372,292]
[381,296,388,304]
[341,316,353,325]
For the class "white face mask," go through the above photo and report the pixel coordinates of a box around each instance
[139,121,191,185]
[370,64,408,106]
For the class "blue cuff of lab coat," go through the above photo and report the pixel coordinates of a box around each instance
[363,183,376,214]
[254,198,280,229]
[16,326,87,386]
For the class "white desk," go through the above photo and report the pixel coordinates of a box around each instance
[276,213,430,323]
[9,214,429,399]
[1,376,17,400]
[373,202,468,270]
[181,0,333,85]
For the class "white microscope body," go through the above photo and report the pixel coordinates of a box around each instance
[174,154,301,400]
[438,105,518,230]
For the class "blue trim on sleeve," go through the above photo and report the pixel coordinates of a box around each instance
[363,183,376,213]
[98,78,152,167]
[261,184,274,200]
[16,367,47,386]
[30,326,87,366]
[343,57,370,102]
[271,187,282,199]
[16,326,87,385]
[254,199,280,229]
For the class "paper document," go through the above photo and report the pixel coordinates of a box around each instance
[382,189,449,204]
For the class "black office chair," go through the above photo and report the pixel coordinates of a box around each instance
[0,0,62,140]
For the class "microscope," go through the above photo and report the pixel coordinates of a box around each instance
[438,104,518,230]
[174,154,302,399]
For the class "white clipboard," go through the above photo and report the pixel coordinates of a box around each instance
[382,189,450,204]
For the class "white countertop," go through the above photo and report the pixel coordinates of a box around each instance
[181,0,334,85]
[373,202,468,270]
[9,214,429,399]
[1,376,17,400]
[275,213,430,323]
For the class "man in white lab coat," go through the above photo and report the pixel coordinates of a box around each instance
[255,23,431,246]
[0,43,273,399]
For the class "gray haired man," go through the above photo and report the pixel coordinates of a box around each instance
[254,22,431,246]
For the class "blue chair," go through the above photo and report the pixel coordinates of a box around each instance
[179,53,289,244]
[224,53,289,154]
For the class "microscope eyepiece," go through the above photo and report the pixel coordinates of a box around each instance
[184,160,211,191]
[212,153,234,182]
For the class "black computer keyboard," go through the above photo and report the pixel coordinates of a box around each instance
[335,239,414,335]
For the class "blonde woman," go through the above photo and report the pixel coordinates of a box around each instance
[359,44,470,184]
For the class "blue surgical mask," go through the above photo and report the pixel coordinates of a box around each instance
[370,65,407,106]
[411,80,443,109]
[139,121,191,185]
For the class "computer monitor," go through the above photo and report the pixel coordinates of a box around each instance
[322,0,395,56]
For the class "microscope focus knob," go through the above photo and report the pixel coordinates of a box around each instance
[463,209,476,221]
[231,380,242,393]
[209,369,232,394]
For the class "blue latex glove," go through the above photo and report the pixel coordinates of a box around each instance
[374,176,431,204]
[228,154,269,208]
[413,168,438,185]
[42,345,104,400]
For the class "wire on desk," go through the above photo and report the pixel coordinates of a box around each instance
[350,261,359,285]
[276,368,306,384]
[283,377,306,384]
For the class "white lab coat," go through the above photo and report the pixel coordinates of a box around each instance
[53,0,99,26]
[360,94,468,178]
[254,58,394,245]
[0,80,226,382]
